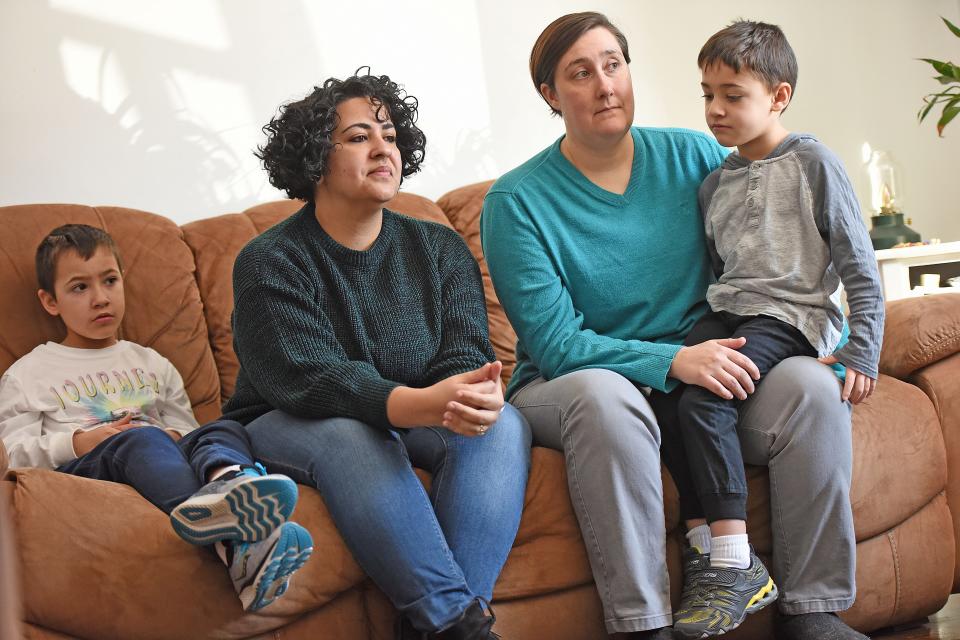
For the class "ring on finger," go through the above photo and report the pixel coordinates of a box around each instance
[477,424,488,435]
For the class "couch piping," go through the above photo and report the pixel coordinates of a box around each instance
[886,529,902,620]
[899,326,960,378]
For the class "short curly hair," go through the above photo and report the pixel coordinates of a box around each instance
[256,69,426,202]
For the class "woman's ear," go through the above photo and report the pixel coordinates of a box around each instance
[771,82,792,114]
[540,83,561,114]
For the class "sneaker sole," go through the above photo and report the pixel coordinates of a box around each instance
[674,578,779,639]
[170,475,298,546]
[241,522,314,612]
[745,577,779,615]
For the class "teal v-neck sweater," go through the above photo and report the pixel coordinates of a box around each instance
[481,127,727,398]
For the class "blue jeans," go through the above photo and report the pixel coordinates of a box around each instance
[245,404,531,633]
[57,420,255,514]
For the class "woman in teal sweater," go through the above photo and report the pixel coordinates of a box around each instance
[224,71,530,640]
[481,13,861,640]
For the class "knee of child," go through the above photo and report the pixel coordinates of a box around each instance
[676,385,722,425]
[118,425,172,447]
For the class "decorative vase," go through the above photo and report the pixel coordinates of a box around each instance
[870,213,921,250]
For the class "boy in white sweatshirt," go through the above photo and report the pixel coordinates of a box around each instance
[0,224,312,612]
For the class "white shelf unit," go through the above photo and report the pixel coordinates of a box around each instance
[874,241,960,301]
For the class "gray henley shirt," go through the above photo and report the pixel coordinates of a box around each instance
[698,133,884,378]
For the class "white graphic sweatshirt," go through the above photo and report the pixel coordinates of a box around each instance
[0,341,199,469]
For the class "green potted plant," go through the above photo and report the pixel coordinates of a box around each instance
[919,17,960,136]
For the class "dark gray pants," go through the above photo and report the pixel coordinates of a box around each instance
[650,311,817,523]
[511,358,855,634]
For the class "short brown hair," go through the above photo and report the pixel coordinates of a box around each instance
[35,224,123,295]
[698,20,798,95]
[529,12,631,115]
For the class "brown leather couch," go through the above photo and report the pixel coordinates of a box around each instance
[1,183,958,640]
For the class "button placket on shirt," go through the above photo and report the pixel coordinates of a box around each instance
[746,164,763,228]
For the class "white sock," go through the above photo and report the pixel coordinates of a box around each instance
[208,464,241,482]
[685,524,712,554]
[710,534,750,569]
[214,540,230,565]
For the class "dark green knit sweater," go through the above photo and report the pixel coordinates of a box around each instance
[221,204,495,428]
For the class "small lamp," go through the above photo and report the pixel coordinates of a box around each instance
[865,149,921,249]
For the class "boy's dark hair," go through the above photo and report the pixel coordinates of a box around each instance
[255,67,426,203]
[698,20,798,96]
[36,224,123,295]
[530,12,631,116]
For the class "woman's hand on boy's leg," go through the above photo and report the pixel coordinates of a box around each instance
[669,338,760,401]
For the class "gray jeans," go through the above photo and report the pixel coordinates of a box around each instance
[510,356,855,634]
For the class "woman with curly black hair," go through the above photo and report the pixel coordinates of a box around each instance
[220,70,530,640]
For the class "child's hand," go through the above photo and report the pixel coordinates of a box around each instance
[817,355,877,404]
[72,413,134,456]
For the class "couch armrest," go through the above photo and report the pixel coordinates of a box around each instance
[879,294,960,380]
[0,486,21,640]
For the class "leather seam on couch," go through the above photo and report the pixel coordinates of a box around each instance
[887,528,903,620]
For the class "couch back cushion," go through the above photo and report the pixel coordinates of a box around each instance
[0,204,222,424]
[437,181,518,386]
[182,193,452,402]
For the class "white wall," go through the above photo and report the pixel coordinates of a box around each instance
[1,0,958,241]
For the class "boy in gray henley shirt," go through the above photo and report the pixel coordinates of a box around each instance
[655,20,883,640]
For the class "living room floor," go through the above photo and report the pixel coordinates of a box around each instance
[872,594,960,639]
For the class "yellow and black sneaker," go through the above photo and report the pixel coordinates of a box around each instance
[672,548,778,639]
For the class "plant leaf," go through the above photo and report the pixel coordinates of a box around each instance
[919,97,938,122]
[943,16,960,38]
[922,89,960,105]
[937,73,960,84]
[937,102,960,136]
[928,86,960,97]
[921,58,960,79]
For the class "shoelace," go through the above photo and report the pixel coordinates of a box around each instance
[686,566,744,607]
[689,586,735,609]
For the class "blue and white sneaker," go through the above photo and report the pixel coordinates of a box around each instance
[170,463,298,546]
[220,521,314,612]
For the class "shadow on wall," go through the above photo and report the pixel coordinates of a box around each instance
[5,1,323,219]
